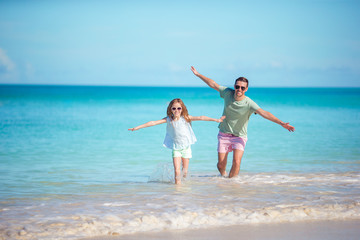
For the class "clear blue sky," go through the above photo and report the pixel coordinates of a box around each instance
[0,0,359,87]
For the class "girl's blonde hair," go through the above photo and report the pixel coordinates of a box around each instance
[166,98,191,123]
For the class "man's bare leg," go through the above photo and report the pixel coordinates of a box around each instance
[217,152,229,176]
[229,149,244,178]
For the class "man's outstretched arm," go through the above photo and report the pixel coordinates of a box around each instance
[256,108,295,132]
[191,66,220,91]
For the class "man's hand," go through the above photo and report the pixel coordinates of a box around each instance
[191,66,220,91]
[281,123,295,132]
[256,108,295,132]
[191,66,199,76]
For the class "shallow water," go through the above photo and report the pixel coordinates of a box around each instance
[0,85,360,239]
[1,172,360,239]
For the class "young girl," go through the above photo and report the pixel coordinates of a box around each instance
[128,98,225,184]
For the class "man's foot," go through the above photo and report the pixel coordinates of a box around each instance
[220,171,227,177]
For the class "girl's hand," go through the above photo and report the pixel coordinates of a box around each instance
[217,116,226,123]
[128,128,137,131]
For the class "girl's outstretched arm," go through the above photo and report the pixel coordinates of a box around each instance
[190,115,226,123]
[128,118,167,131]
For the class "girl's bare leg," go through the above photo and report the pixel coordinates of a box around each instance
[182,158,189,178]
[173,157,182,184]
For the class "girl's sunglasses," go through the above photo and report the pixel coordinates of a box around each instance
[235,85,246,91]
[172,107,182,111]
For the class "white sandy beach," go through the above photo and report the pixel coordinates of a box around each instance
[81,220,360,240]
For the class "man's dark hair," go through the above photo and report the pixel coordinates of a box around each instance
[235,77,249,88]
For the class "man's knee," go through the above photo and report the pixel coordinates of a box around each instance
[217,161,224,169]
[233,150,243,163]
[231,163,241,172]
[218,162,229,173]
[232,159,241,165]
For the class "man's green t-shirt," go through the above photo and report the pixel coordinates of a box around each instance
[218,86,260,138]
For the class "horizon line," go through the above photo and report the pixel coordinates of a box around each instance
[1,83,360,89]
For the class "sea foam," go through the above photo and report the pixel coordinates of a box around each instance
[1,172,359,239]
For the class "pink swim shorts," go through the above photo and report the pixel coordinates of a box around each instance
[217,131,248,153]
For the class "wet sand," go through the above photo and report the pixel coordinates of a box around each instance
[81,219,360,240]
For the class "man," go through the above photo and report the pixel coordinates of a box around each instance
[191,66,295,178]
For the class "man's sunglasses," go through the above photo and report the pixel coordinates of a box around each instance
[235,85,246,91]
[171,107,182,111]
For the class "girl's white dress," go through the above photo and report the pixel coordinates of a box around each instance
[163,116,197,150]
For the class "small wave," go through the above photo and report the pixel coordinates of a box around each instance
[3,202,359,240]
[192,172,360,186]
[2,171,360,239]
[103,202,131,207]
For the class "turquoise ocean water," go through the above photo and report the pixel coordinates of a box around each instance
[1,85,360,239]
